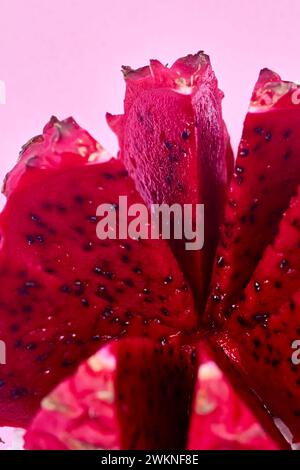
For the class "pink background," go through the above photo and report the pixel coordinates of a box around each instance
[0,0,299,184]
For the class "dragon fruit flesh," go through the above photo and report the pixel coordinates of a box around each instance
[24,338,197,450]
[0,116,198,427]
[207,71,300,447]
[3,51,300,450]
[107,52,231,309]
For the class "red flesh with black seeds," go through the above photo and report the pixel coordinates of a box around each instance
[24,338,198,450]
[107,52,229,309]
[0,117,198,427]
[206,70,300,326]
[213,186,300,446]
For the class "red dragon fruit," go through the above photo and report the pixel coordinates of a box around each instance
[187,345,277,450]
[0,116,198,427]
[107,52,231,308]
[206,70,300,326]
[207,71,300,447]
[24,338,197,450]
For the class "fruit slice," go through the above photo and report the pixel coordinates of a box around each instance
[107,52,229,308]
[213,186,300,447]
[187,346,277,450]
[0,117,198,427]
[207,70,300,325]
[24,338,197,450]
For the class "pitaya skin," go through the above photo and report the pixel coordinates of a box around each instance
[206,70,300,326]
[0,117,198,427]
[107,52,230,309]
[187,345,277,450]
[24,338,197,450]
[207,72,300,448]
[211,188,300,447]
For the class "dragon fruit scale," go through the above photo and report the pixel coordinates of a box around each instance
[207,70,300,448]
[107,52,231,309]
[24,338,197,450]
[0,116,198,427]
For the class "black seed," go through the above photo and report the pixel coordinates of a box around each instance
[102,306,113,319]
[56,204,67,213]
[88,215,97,223]
[283,129,291,139]
[124,278,134,287]
[290,299,296,311]
[92,334,100,342]
[122,255,129,264]
[60,284,71,294]
[133,266,142,274]
[163,275,173,285]
[253,313,270,326]
[271,359,280,368]
[191,350,197,364]
[279,259,289,271]
[94,266,103,275]
[143,288,151,295]
[26,235,35,245]
[44,267,55,274]
[236,166,244,174]
[0,380,5,388]
[181,130,190,140]
[62,359,75,368]
[217,256,225,268]
[10,323,19,332]
[35,234,44,243]
[253,338,262,348]
[254,127,263,135]
[81,298,90,307]
[283,150,291,160]
[74,195,84,204]
[236,175,244,185]
[103,173,114,180]
[36,353,49,363]
[212,294,221,303]
[11,387,28,398]
[22,305,32,313]
[105,271,114,280]
[252,351,259,361]
[161,307,169,316]
[14,339,23,348]
[254,281,261,292]
[265,131,272,141]
[125,311,133,319]
[30,213,41,223]
[237,316,249,327]
[239,148,249,157]
[274,281,282,289]
[83,241,93,251]
[26,343,37,351]
[160,336,168,346]
[258,174,266,182]
[73,226,85,235]
[165,175,172,186]
[164,141,173,150]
